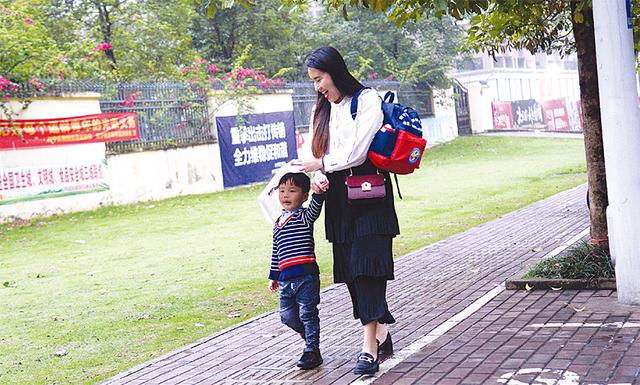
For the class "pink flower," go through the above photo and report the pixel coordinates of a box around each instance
[386,75,394,81]
[208,63,220,73]
[176,122,185,130]
[367,73,378,79]
[24,18,34,24]
[96,42,113,51]
[121,92,138,107]
[58,72,64,80]
[28,78,44,90]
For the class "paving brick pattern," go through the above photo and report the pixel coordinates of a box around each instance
[100,185,640,385]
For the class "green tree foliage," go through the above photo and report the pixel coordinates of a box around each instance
[209,0,490,25]
[0,1,61,83]
[308,7,463,86]
[189,0,313,78]
[21,0,198,81]
[464,1,574,57]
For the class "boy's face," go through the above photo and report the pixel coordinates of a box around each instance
[278,179,308,211]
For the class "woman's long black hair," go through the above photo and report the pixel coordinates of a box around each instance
[306,46,364,158]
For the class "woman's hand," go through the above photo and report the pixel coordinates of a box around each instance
[311,173,329,194]
[291,156,323,173]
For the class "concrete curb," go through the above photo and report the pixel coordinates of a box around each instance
[505,277,617,290]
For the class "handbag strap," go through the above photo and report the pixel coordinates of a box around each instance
[392,173,402,200]
[349,167,380,176]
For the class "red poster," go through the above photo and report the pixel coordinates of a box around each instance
[491,101,514,130]
[541,99,570,131]
[0,112,139,149]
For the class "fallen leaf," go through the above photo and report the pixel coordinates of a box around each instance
[176,327,185,331]
[74,240,86,244]
[525,283,533,291]
[2,281,16,288]
[195,323,204,327]
[550,286,562,291]
[571,305,586,312]
[55,348,67,357]
[227,313,241,318]
[531,247,542,252]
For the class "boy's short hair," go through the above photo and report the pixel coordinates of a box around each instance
[278,172,310,193]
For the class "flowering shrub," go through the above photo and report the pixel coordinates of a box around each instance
[180,57,283,92]
[180,56,285,117]
[0,76,19,102]
[96,42,113,51]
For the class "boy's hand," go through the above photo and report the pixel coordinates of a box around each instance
[268,280,279,292]
[311,173,329,194]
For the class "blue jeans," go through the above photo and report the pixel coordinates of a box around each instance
[279,274,320,352]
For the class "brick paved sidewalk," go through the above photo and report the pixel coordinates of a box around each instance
[100,185,640,385]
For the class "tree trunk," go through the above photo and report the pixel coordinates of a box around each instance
[96,0,118,72]
[571,1,609,247]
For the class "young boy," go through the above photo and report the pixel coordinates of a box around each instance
[269,172,325,369]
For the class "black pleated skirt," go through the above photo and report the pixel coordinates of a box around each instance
[324,160,400,244]
[347,276,396,325]
[325,160,399,284]
[332,235,394,283]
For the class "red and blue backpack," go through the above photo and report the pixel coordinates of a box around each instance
[351,88,427,175]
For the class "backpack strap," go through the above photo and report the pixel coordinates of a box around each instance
[350,87,370,120]
[383,90,395,103]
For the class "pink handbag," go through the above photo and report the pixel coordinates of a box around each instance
[345,173,386,204]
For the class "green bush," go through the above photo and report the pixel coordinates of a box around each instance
[524,240,615,280]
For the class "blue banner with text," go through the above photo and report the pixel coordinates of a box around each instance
[217,111,298,189]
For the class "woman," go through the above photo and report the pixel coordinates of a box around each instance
[294,46,400,375]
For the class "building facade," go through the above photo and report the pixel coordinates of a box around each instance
[454,50,582,133]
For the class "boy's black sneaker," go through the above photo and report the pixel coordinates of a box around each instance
[353,352,379,375]
[377,332,393,356]
[297,349,322,369]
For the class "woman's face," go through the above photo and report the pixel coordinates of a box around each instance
[308,67,343,103]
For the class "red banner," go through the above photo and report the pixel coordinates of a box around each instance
[541,99,570,131]
[0,112,139,149]
[491,101,514,130]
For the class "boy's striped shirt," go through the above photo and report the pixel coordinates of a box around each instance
[269,193,325,281]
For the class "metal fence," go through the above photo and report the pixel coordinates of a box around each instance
[33,80,214,155]
[290,80,434,133]
[27,79,433,154]
[98,83,213,155]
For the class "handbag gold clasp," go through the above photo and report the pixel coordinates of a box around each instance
[361,182,371,192]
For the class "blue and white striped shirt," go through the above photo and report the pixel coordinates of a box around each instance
[269,194,325,281]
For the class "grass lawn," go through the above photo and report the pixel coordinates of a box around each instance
[0,136,587,384]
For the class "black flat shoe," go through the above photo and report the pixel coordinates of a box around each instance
[353,352,379,375]
[297,349,323,370]
[377,332,393,356]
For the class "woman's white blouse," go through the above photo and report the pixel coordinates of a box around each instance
[312,88,383,173]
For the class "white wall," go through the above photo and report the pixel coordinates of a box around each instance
[1,92,294,222]
[421,88,458,145]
